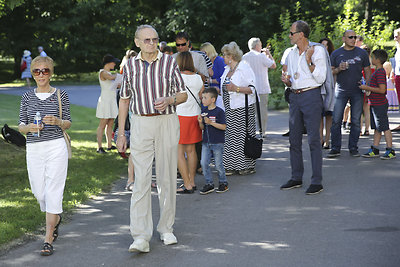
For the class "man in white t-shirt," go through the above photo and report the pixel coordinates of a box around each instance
[243,38,276,136]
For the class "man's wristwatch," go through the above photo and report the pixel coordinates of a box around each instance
[308,61,314,66]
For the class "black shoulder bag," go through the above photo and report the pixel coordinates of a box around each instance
[1,124,26,147]
[244,89,263,159]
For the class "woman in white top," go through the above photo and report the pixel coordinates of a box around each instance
[96,54,121,153]
[220,42,257,175]
[176,51,204,193]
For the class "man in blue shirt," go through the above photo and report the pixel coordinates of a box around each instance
[328,30,371,158]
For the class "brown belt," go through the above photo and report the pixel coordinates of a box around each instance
[291,86,319,94]
[139,113,161,117]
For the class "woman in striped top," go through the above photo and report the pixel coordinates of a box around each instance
[18,56,71,256]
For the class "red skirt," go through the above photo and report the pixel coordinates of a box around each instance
[178,115,202,144]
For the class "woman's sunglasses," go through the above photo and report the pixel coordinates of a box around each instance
[32,68,50,76]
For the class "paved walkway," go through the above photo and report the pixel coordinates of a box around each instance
[1,86,400,266]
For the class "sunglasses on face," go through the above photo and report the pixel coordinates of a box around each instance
[32,68,50,76]
[346,36,357,39]
[142,38,159,44]
[290,31,301,36]
[176,42,187,47]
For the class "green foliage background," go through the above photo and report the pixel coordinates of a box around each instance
[0,0,399,108]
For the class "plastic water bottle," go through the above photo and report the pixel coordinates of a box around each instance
[361,77,366,85]
[33,112,41,137]
[360,77,370,95]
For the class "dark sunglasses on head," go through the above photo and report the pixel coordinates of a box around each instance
[32,68,50,76]
[346,35,357,39]
[176,42,187,47]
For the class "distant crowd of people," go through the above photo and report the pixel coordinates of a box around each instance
[17,22,400,256]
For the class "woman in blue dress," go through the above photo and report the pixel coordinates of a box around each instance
[21,50,32,88]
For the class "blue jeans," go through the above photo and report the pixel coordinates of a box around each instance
[331,90,364,151]
[201,143,227,185]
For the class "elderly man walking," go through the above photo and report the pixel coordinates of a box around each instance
[280,20,328,195]
[117,25,187,253]
[243,37,276,136]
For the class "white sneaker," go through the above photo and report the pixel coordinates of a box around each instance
[160,233,178,245]
[128,239,150,253]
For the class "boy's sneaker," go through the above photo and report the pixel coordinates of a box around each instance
[216,183,229,193]
[380,149,396,160]
[362,146,379,158]
[200,184,215,195]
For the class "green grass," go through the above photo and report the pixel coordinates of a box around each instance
[0,94,127,246]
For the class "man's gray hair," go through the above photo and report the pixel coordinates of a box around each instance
[294,20,310,38]
[135,24,158,39]
[248,37,261,51]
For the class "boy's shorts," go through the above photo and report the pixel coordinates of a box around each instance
[370,103,389,132]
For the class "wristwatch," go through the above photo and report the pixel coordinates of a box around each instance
[236,87,240,93]
[308,61,314,66]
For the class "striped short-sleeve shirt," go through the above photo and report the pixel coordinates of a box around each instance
[19,89,71,143]
[120,51,186,115]
[368,68,388,106]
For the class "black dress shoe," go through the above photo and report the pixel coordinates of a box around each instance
[107,145,117,151]
[280,179,302,190]
[306,184,323,195]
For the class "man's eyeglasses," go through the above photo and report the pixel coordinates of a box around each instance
[176,42,187,47]
[32,68,50,76]
[290,31,301,36]
[346,36,357,39]
[142,38,159,44]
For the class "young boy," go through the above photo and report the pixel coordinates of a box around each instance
[197,87,228,194]
[360,49,396,159]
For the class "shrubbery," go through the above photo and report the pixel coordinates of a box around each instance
[267,2,398,110]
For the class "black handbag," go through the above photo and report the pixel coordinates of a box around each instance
[1,124,26,147]
[244,89,263,160]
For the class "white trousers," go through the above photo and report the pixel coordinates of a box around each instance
[129,114,180,241]
[26,138,68,214]
[258,93,269,134]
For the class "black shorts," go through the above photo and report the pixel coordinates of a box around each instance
[370,103,389,132]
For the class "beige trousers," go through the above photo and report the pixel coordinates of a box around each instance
[129,114,180,241]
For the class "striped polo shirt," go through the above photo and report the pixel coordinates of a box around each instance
[368,68,388,106]
[120,51,186,115]
[19,89,71,143]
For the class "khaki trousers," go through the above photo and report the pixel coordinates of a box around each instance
[129,114,180,241]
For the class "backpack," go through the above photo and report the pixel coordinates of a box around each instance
[1,124,26,147]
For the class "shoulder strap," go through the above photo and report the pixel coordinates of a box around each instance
[57,89,62,119]
[245,87,262,135]
[185,86,202,108]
